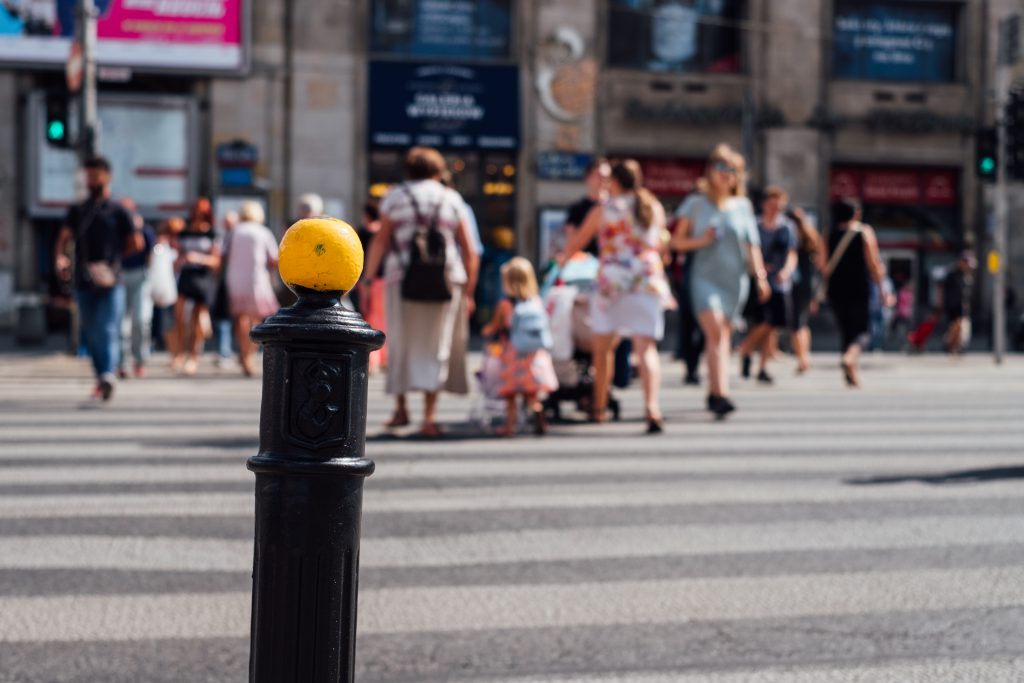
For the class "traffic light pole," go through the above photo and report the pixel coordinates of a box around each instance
[994,67,1009,364]
[76,0,98,162]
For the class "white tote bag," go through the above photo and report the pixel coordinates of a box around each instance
[149,243,179,307]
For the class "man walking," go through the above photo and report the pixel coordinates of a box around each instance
[55,156,144,401]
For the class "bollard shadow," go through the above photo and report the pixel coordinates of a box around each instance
[846,465,1024,486]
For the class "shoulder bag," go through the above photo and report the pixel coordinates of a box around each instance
[814,224,863,305]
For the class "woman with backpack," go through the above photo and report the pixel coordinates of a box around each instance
[560,159,673,433]
[361,147,479,437]
[481,257,558,436]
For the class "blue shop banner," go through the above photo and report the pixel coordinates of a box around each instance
[370,0,512,60]
[368,61,520,150]
[833,1,957,83]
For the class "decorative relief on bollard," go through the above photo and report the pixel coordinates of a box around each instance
[247,218,384,683]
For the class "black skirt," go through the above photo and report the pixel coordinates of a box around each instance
[177,267,215,306]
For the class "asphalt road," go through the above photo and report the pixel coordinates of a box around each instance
[1,351,1023,682]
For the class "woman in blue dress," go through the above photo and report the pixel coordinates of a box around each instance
[671,144,770,417]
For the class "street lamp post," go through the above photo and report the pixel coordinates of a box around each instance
[75,0,98,161]
[247,220,384,682]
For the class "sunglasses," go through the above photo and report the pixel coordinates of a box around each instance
[711,160,738,175]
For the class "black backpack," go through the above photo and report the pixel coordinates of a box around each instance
[400,185,452,302]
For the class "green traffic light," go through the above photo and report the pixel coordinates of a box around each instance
[980,157,996,174]
[47,119,66,141]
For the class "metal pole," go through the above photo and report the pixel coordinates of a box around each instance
[77,0,98,161]
[994,67,1009,364]
[247,228,384,682]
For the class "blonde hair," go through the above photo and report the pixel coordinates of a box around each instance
[697,143,747,205]
[239,200,265,224]
[501,257,539,300]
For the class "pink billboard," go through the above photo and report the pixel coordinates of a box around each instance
[0,0,246,72]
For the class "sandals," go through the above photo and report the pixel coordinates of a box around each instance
[384,410,411,429]
[418,422,444,438]
[841,361,860,388]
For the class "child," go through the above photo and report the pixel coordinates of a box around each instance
[481,257,559,436]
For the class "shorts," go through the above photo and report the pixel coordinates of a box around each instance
[177,268,215,306]
[749,290,792,329]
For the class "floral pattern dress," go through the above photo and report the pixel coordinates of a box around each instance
[493,298,559,398]
[596,196,673,306]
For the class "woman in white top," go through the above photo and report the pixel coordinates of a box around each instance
[362,147,479,437]
[224,200,279,376]
[561,159,674,433]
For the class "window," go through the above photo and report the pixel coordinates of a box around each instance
[607,0,743,74]
[832,1,959,83]
[370,0,513,60]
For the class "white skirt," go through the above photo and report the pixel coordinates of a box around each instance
[590,292,664,340]
[384,281,468,396]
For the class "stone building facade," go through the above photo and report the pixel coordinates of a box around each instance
[2,0,1021,341]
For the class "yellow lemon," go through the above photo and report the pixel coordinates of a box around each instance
[278,217,364,292]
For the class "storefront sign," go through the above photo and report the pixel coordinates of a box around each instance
[0,0,245,72]
[608,0,741,74]
[370,0,511,59]
[832,1,957,83]
[829,166,958,206]
[636,157,706,197]
[536,152,592,181]
[216,140,257,188]
[368,61,520,150]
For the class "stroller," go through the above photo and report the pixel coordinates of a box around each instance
[541,257,621,423]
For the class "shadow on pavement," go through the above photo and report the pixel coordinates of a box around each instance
[847,466,1024,486]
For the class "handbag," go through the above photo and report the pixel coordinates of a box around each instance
[400,185,451,302]
[75,200,119,290]
[814,224,863,305]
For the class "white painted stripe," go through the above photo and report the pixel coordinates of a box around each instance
[2,452,1022,485]
[0,479,1022,518]
[2,515,1024,572]
[359,514,1024,568]
[2,567,1023,641]
[480,658,1024,683]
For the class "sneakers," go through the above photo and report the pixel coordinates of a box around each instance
[756,370,774,385]
[97,374,116,402]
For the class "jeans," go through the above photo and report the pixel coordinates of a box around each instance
[215,318,233,358]
[77,286,125,380]
[121,267,153,368]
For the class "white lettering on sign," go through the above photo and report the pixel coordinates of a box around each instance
[121,0,227,19]
[405,93,484,121]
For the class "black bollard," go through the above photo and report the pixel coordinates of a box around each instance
[247,281,384,683]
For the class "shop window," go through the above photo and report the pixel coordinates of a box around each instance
[832,1,960,83]
[370,0,513,60]
[606,0,743,74]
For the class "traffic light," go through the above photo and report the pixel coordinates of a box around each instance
[1005,88,1024,180]
[976,127,998,182]
[45,94,70,148]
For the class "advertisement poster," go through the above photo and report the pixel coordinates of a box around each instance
[0,0,244,71]
[607,0,742,74]
[832,1,957,83]
[370,0,511,59]
[368,61,520,150]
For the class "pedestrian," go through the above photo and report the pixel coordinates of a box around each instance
[225,201,279,376]
[172,197,221,375]
[941,250,976,355]
[737,186,798,384]
[670,144,771,418]
[563,157,610,255]
[819,198,889,387]
[481,257,558,436]
[561,159,673,433]
[150,216,183,354]
[53,156,144,401]
[117,198,155,379]
[295,193,324,221]
[361,146,480,437]
[357,201,387,374]
[787,207,825,373]
[212,210,239,370]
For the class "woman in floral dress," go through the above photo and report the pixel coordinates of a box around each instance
[560,159,673,433]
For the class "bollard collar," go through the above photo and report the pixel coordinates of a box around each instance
[251,287,385,350]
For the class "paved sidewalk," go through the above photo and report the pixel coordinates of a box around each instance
[0,352,1023,682]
